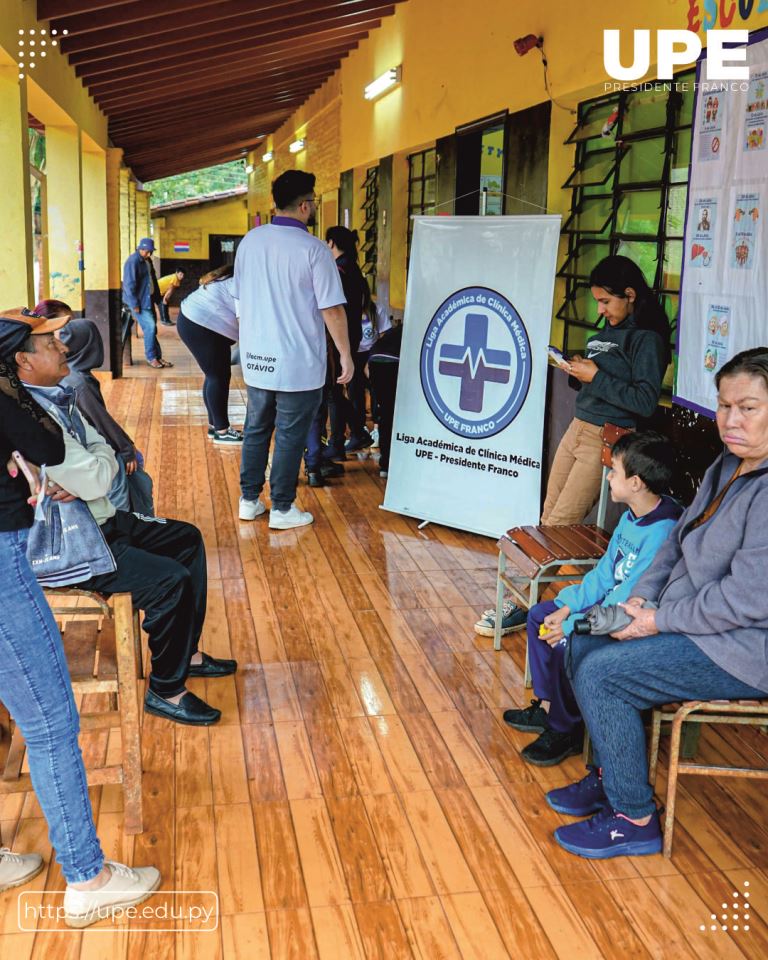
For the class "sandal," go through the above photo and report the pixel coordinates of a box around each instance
[158,359,174,368]
[147,359,164,368]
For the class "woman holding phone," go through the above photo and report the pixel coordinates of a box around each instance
[476,255,671,638]
[0,309,159,926]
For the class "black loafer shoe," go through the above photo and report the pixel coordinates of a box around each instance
[306,471,326,488]
[320,461,344,478]
[187,651,238,678]
[144,689,221,726]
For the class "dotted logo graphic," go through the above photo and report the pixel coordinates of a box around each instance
[699,880,751,933]
[16,27,68,80]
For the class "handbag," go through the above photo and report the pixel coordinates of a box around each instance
[26,472,117,587]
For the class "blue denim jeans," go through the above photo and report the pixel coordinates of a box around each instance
[568,632,768,818]
[0,529,104,882]
[135,308,162,362]
[240,386,323,510]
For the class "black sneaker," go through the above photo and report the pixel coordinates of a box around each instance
[521,728,583,767]
[322,446,347,462]
[306,471,326,488]
[345,430,373,452]
[320,460,344,478]
[502,698,549,733]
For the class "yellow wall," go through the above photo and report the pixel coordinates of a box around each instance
[248,0,768,313]
[0,2,107,148]
[152,194,249,260]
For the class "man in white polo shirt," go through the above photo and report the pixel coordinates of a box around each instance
[234,170,353,529]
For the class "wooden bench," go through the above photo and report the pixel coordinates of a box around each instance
[648,699,768,857]
[492,424,630,684]
[0,590,144,835]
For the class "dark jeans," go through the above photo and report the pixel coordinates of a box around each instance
[527,600,583,733]
[305,388,329,472]
[177,310,234,430]
[328,351,370,450]
[368,359,398,470]
[567,632,768,818]
[81,511,207,698]
[241,385,323,510]
[159,302,172,323]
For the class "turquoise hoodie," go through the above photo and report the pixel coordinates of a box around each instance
[554,495,683,636]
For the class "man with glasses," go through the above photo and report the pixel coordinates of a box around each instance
[234,170,353,529]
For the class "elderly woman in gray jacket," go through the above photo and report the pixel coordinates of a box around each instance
[543,347,768,861]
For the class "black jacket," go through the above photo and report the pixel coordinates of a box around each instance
[574,317,667,428]
[0,364,65,531]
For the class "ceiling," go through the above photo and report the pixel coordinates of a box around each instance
[39,0,407,181]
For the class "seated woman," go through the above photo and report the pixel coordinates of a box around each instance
[548,347,768,859]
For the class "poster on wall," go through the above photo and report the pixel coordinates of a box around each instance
[382,215,561,538]
[675,32,768,416]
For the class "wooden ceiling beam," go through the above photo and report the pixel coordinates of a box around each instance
[108,92,305,134]
[76,20,368,80]
[128,136,263,170]
[53,0,279,36]
[94,59,335,111]
[39,0,132,19]
[64,1,394,62]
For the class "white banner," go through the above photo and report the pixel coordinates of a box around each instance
[676,32,768,416]
[382,215,561,538]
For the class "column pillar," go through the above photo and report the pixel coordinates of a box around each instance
[106,148,127,376]
[46,123,84,311]
[0,67,33,306]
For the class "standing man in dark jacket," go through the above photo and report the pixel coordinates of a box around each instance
[122,238,172,369]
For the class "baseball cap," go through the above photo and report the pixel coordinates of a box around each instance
[0,308,70,361]
[138,237,155,251]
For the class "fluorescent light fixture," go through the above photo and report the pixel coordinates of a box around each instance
[364,65,402,100]
[245,163,254,175]
[288,138,305,153]
[262,151,273,162]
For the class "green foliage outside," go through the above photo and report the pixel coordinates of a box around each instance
[147,160,247,207]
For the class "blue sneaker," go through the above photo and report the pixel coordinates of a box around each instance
[546,766,607,816]
[554,807,662,859]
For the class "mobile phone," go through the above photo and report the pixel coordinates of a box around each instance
[12,451,41,503]
[547,345,571,370]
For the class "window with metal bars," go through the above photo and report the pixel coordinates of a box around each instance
[360,165,378,293]
[557,73,696,392]
[407,147,437,266]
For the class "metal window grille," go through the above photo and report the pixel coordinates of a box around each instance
[360,165,378,293]
[407,147,437,267]
[557,73,696,392]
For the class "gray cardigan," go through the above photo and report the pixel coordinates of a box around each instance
[635,451,768,693]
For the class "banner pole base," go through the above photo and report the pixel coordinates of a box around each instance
[417,519,431,530]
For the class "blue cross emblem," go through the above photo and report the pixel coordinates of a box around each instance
[438,313,512,413]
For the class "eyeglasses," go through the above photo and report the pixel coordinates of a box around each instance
[301,195,318,205]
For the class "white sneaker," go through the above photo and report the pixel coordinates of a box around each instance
[269,504,313,529]
[369,427,380,449]
[64,860,161,928]
[0,848,44,892]
[239,496,266,520]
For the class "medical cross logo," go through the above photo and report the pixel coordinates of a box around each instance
[438,314,511,413]
[420,286,532,439]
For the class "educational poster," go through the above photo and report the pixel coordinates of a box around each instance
[703,304,731,375]
[729,193,760,269]
[744,70,768,153]
[688,198,717,268]
[698,90,725,161]
[676,33,768,416]
[383,216,561,538]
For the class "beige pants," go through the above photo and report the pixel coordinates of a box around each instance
[540,419,604,525]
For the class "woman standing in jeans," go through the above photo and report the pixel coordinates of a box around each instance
[0,310,159,927]
[176,265,242,445]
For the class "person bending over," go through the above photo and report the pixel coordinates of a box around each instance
[502,432,681,766]
[547,348,768,860]
[14,317,234,726]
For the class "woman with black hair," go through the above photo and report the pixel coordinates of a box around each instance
[476,255,671,638]
[324,226,373,458]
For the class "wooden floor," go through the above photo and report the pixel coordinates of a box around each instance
[2,323,768,959]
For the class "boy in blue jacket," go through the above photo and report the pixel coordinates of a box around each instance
[502,432,682,766]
